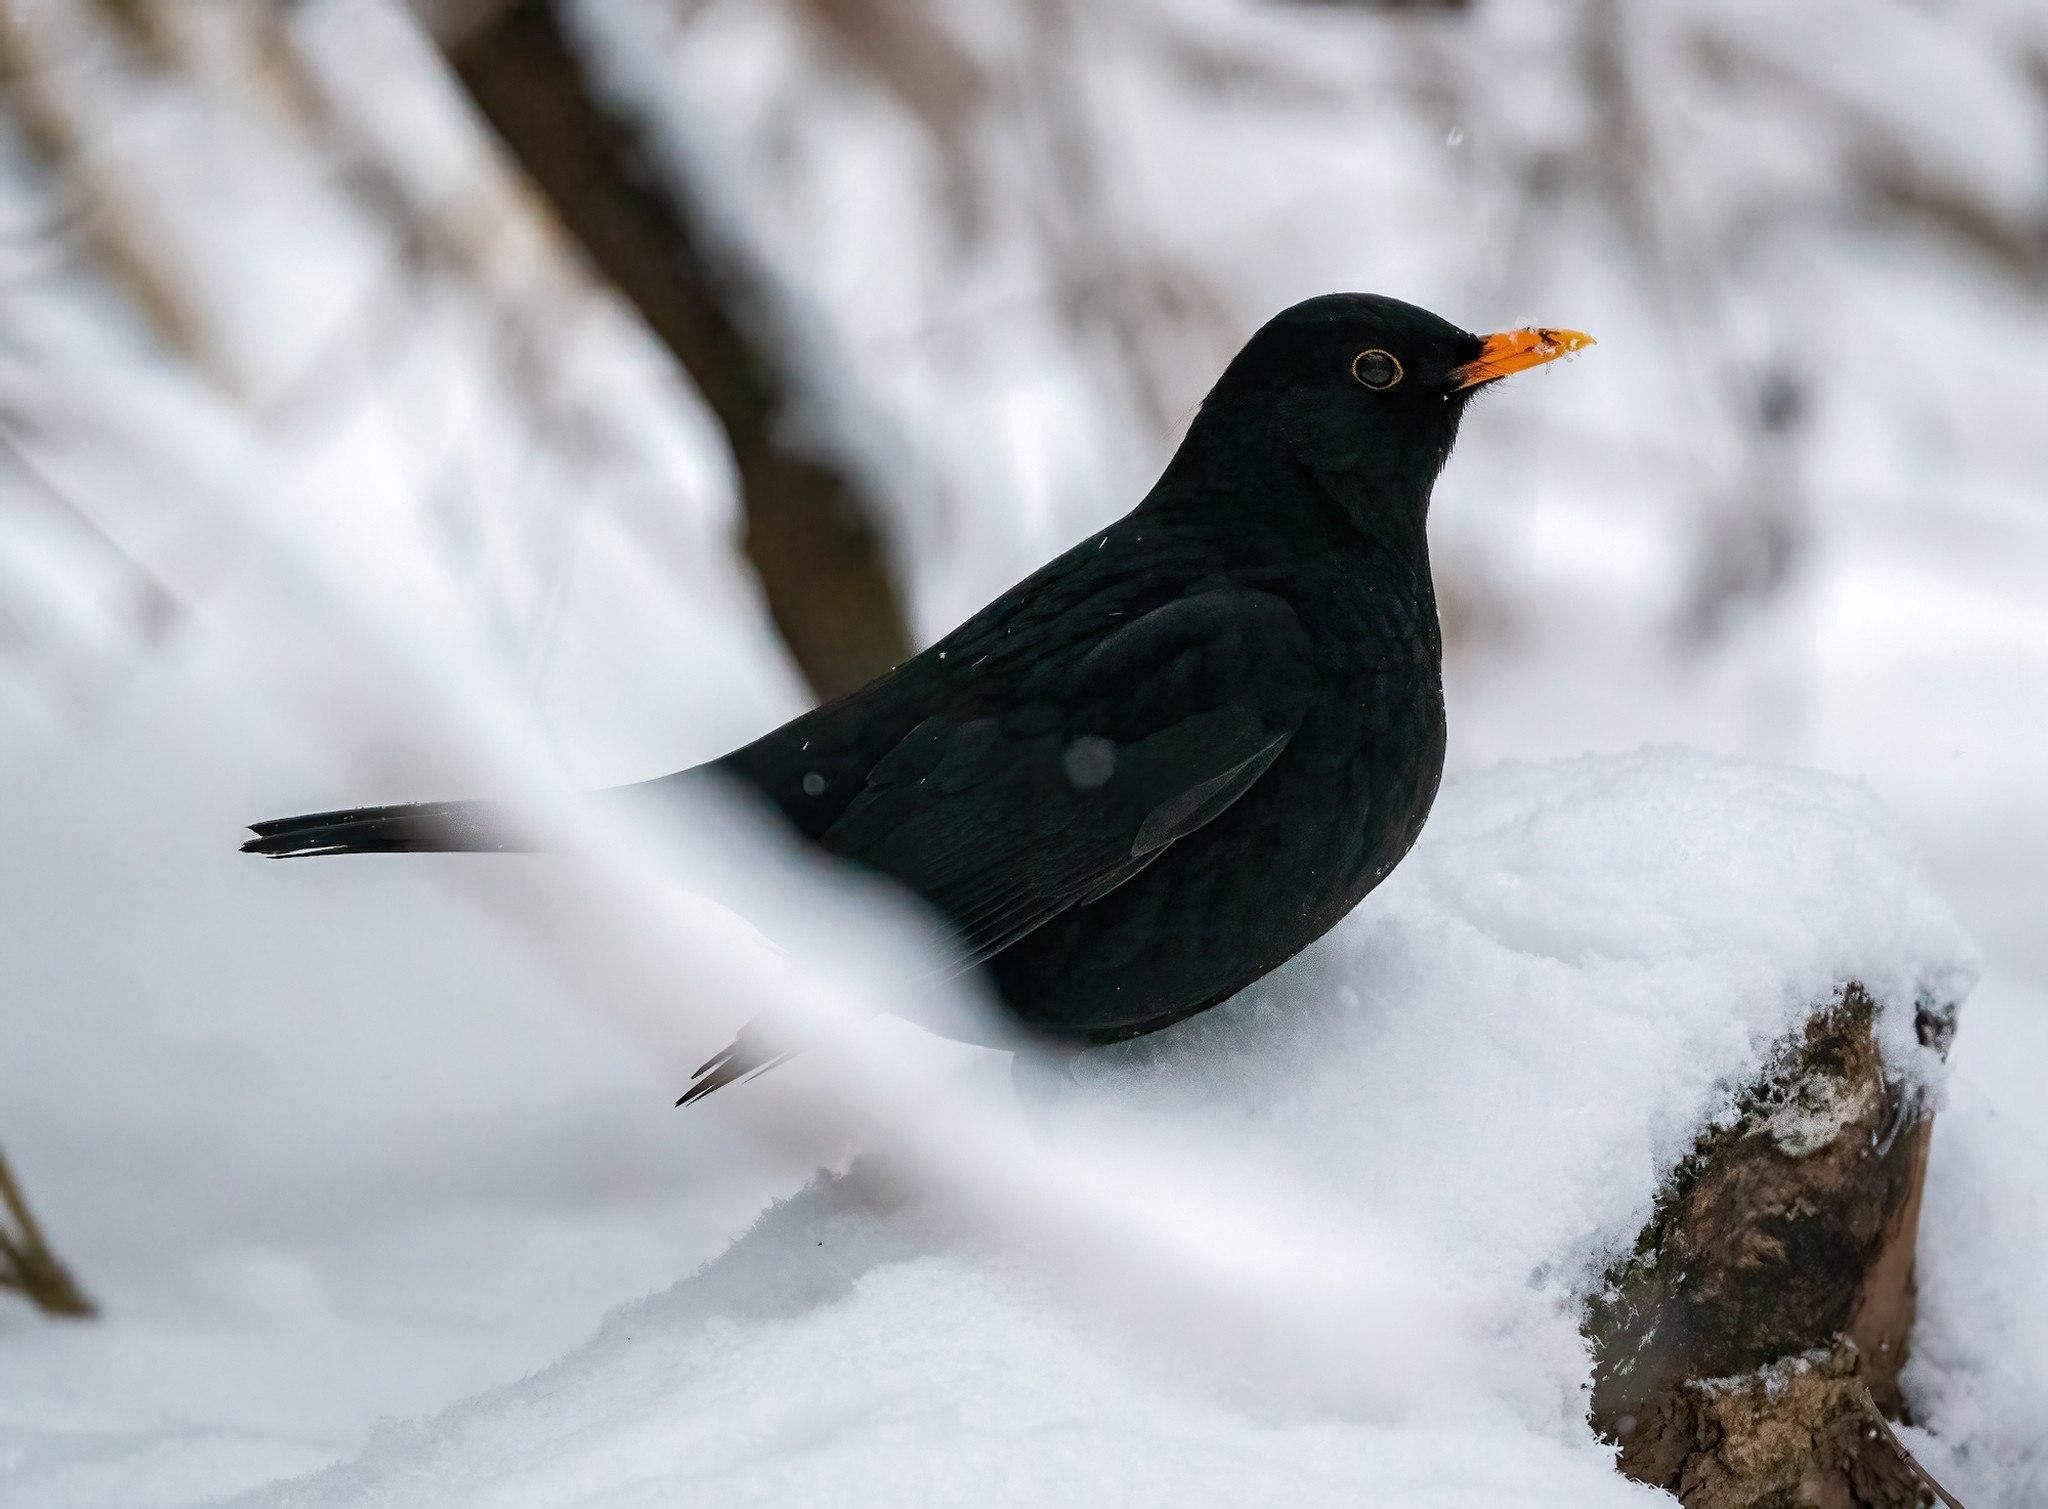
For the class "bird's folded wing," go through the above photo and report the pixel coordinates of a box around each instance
[819,586,1316,972]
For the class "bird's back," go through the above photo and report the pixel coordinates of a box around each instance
[705,504,1446,1043]
[983,524,1445,1040]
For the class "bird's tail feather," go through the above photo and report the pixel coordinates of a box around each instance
[248,796,800,1105]
[241,799,531,858]
[677,1028,796,1106]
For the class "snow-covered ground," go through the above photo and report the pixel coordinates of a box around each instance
[182,751,1976,1509]
[3,0,2046,1504]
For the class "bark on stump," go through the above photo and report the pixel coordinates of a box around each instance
[1586,983,1964,1508]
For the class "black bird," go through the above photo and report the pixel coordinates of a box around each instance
[243,295,1591,1102]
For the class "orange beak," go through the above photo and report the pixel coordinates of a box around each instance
[1449,327,1595,390]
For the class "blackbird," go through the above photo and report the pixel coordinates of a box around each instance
[243,294,1591,1102]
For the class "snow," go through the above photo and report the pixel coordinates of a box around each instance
[1905,976,2048,1500]
[122,749,1960,1509]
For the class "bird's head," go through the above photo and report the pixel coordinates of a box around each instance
[1177,293,1592,545]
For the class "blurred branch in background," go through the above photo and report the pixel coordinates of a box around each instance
[0,427,184,723]
[0,1,225,387]
[796,0,991,244]
[1692,27,2048,289]
[0,1144,94,1318]
[0,0,829,725]
[1569,0,1811,649]
[1011,0,1241,445]
[2,0,2044,712]
[428,0,914,700]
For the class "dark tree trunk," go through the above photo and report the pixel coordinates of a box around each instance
[438,0,913,701]
[1586,983,1966,1508]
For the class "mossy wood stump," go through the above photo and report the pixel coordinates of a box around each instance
[1586,983,1963,1508]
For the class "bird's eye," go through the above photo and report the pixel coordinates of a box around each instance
[1351,349,1403,389]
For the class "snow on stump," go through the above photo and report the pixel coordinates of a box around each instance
[1587,984,1964,1507]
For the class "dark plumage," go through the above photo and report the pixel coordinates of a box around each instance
[243,294,1591,1102]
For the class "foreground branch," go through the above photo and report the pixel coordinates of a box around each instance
[0,1144,95,1319]
[435,0,913,701]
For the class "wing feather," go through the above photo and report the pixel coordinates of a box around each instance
[676,583,1317,1104]
[820,586,1314,965]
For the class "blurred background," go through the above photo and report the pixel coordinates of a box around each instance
[1,0,2044,1503]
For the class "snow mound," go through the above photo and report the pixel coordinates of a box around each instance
[229,750,1974,1508]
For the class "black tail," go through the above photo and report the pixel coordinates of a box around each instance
[242,799,531,858]
[677,1023,796,1106]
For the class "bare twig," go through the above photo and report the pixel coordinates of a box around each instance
[1859,1387,1969,1509]
[0,1144,95,1319]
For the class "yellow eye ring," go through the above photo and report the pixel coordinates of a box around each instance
[1352,349,1403,390]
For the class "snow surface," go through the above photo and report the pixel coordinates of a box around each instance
[191,751,1969,1508]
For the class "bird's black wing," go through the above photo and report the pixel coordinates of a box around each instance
[671,581,1310,1097]
[816,583,1316,972]
[675,583,1317,1104]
